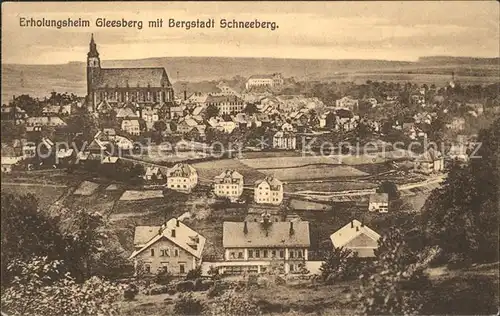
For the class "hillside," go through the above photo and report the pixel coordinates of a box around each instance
[2,56,499,104]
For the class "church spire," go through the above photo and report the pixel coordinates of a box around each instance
[88,33,99,58]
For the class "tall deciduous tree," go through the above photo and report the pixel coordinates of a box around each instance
[0,194,68,285]
[421,118,499,263]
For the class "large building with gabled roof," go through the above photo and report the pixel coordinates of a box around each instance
[86,34,175,115]
[129,217,206,275]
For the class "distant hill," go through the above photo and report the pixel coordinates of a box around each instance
[2,56,499,104]
[418,56,500,65]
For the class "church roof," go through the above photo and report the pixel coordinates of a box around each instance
[95,68,168,88]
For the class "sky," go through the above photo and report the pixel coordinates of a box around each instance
[2,1,499,64]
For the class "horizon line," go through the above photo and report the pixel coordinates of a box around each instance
[3,55,500,67]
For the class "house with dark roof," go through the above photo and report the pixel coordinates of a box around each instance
[86,34,175,116]
[221,216,310,275]
[129,217,206,275]
[330,220,380,258]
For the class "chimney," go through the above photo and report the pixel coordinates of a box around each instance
[171,229,176,238]
[243,221,248,234]
[351,220,354,228]
[184,90,187,101]
[176,219,180,227]
[158,223,166,235]
[289,221,295,235]
[356,226,359,232]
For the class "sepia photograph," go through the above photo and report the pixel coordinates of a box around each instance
[1,1,499,315]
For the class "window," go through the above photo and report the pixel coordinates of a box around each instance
[145,264,151,273]
[271,250,276,258]
[238,252,243,259]
[263,250,268,258]
[255,250,260,258]
[298,250,303,258]
[174,249,179,257]
[179,263,185,274]
[290,251,294,259]
[230,252,236,259]
[150,249,155,257]
[248,250,254,258]
[279,250,284,258]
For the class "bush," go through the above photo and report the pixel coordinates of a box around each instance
[207,281,225,298]
[185,266,202,280]
[154,267,173,285]
[123,283,139,301]
[320,247,362,284]
[174,293,204,315]
[148,285,169,295]
[208,290,262,315]
[207,265,220,280]
[176,280,195,292]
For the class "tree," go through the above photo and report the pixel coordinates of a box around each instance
[154,266,173,285]
[174,293,204,315]
[319,247,361,283]
[1,257,122,316]
[205,104,220,119]
[65,112,99,141]
[11,94,40,117]
[0,121,26,144]
[244,103,259,115]
[376,181,400,201]
[153,120,167,132]
[355,228,436,315]
[185,266,202,280]
[208,290,262,316]
[65,209,107,281]
[421,118,499,264]
[1,193,68,285]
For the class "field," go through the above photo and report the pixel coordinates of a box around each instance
[285,181,377,193]
[73,180,100,196]
[1,183,66,209]
[192,159,267,184]
[239,156,342,169]
[260,165,369,182]
[119,190,164,201]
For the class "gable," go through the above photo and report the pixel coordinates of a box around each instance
[345,233,378,248]
[135,236,192,258]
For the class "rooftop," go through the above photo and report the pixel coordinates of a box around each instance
[223,221,310,248]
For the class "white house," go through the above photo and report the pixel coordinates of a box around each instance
[121,118,141,136]
[254,176,284,205]
[245,73,283,90]
[368,193,389,213]
[335,96,359,111]
[166,163,198,192]
[414,148,444,174]
[129,218,206,275]
[272,131,296,150]
[207,117,237,133]
[330,220,381,258]
[214,170,244,202]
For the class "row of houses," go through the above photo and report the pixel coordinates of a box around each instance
[129,215,382,276]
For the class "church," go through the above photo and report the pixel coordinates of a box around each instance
[86,34,175,117]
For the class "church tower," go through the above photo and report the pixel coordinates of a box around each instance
[87,33,101,111]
